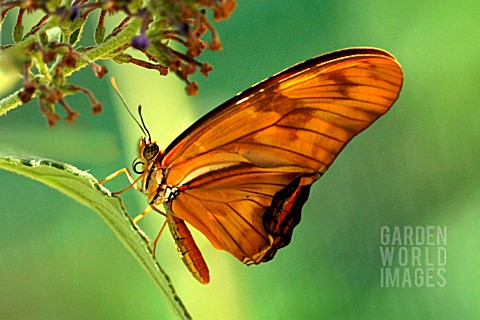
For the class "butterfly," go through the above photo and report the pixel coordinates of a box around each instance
[103,47,404,284]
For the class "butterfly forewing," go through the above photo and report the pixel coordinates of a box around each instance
[158,48,403,266]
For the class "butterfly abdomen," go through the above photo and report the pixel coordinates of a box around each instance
[166,213,210,284]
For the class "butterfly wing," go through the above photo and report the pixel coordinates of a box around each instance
[160,48,403,264]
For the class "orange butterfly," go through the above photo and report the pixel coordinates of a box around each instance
[103,47,403,284]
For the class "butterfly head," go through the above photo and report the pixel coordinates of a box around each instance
[132,137,163,174]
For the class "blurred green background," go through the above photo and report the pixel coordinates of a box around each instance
[1,1,479,319]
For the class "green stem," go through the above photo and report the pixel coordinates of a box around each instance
[0,17,61,116]
[63,17,142,76]
[0,91,22,116]
[0,17,142,117]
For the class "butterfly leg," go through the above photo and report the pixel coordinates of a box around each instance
[99,167,144,194]
[133,205,153,224]
[152,219,168,256]
[137,205,168,255]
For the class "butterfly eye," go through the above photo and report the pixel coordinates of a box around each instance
[143,144,159,161]
[132,159,145,174]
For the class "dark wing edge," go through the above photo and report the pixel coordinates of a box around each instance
[259,175,313,263]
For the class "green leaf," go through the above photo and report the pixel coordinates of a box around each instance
[0,156,192,320]
[95,25,106,45]
[13,24,24,43]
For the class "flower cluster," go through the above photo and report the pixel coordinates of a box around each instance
[0,0,236,125]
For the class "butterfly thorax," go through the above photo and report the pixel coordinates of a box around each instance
[135,137,180,207]
[134,138,163,202]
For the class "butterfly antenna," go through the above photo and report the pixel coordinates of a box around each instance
[137,106,152,142]
[110,77,148,138]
